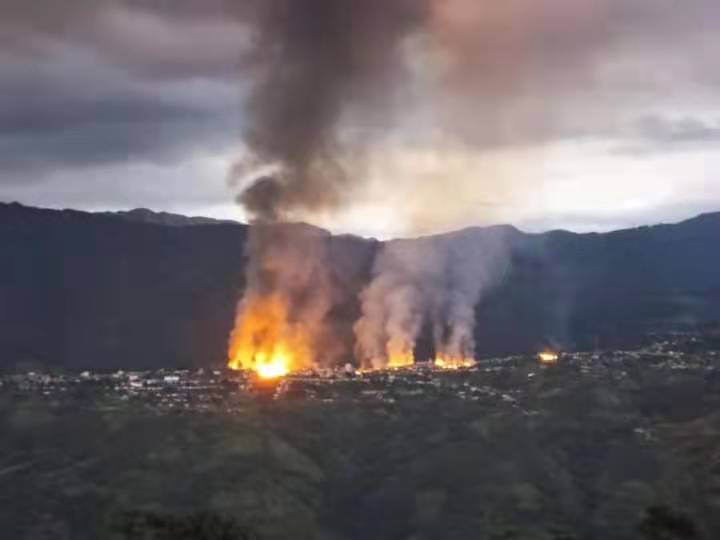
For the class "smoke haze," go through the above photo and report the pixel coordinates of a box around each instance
[355,228,512,368]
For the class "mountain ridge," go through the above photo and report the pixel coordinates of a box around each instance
[0,201,718,369]
[5,199,718,238]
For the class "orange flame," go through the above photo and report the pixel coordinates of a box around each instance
[538,351,559,365]
[386,340,415,369]
[387,353,415,369]
[434,355,476,370]
[228,294,312,379]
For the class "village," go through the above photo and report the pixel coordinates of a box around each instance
[3,329,718,416]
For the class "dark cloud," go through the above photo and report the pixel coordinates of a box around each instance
[0,0,719,230]
[0,65,236,174]
[0,1,252,80]
[0,1,245,181]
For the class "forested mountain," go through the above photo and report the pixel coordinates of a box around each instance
[1,202,718,369]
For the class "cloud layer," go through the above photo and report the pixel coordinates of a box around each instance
[1,0,719,234]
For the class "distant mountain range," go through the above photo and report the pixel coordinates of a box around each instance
[99,208,238,228]
[1,201,718,370]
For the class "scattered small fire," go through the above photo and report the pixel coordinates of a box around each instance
[434,356,476,370]
[538,351,559,365]
[228,294,312,380]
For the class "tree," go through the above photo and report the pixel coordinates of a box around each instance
[638,505,700,540]
[112,510,256,540]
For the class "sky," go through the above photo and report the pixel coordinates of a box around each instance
[1,0,719,239]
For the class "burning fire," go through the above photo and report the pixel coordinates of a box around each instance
[434,355,476,370]
[387,353,415,369]
[252,351,290,379]
[228,294,312,379]
[538,351,559,365]
[386,340,415,369]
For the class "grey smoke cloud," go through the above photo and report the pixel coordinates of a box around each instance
[234,0,428,222]
[230,222,369,370]
[230,0,720,227]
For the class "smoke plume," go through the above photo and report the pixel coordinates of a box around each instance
[355,228,512,368]
[229,223,346,371]
[228,0,432,371]
[230,0,675,371]
[234,0,429,222]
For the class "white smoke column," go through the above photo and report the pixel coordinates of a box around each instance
[354,272,403,369]
[384,283,425,366]
[433,228,511,360]
[354,237,445,368]
[355,227,513,368]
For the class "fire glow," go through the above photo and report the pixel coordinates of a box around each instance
[227,291,482,378]
[228,295,312,380]
[253,352,290,379]
[434,355,476,370]
[387,352,415,369]
[538,351,559,365]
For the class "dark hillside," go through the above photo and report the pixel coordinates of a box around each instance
[1,202,718,368]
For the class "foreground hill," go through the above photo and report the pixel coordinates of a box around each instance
[2,347,720,539]
[0,202,718,369]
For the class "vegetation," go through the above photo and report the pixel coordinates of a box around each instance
[1,355,719,538]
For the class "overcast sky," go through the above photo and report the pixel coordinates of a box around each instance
[1,0,719,238]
